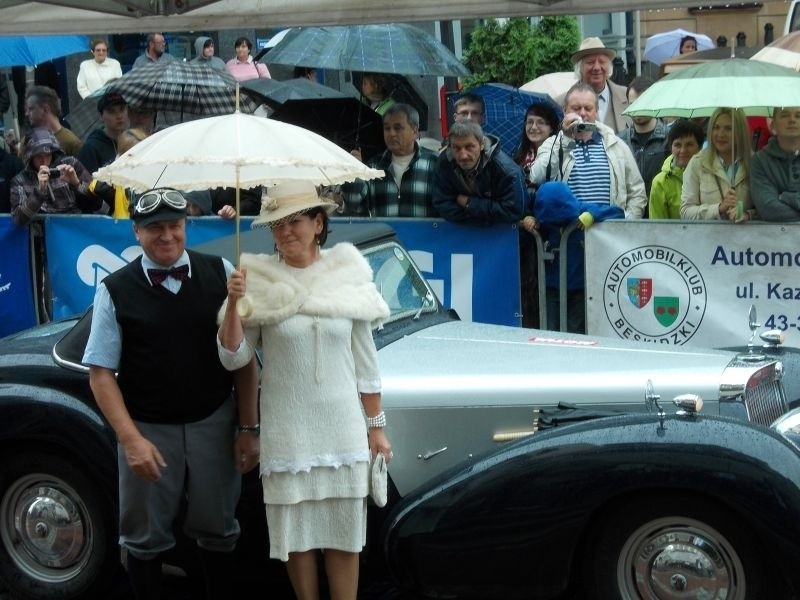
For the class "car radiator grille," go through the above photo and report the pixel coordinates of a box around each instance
[745,379,786,426]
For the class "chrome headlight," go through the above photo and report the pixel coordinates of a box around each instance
[773,407,800,435]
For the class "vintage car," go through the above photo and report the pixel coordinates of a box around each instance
[2,222,800,600]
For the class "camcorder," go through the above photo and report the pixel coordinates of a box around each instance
[574,119,597,134]
[48,168,61,178]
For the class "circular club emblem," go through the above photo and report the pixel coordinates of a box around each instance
[602,245,707,344]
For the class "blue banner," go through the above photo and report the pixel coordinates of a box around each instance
[44,215,236,320]
[41,215,520,326]
[0,216,36,337]
[378,219,520,326]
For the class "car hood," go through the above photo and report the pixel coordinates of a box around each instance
[379,320,734,411]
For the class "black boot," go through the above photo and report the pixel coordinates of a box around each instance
[197,548,236,600]
[126,553,163,600]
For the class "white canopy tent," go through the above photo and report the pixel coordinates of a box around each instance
[0,0,711,35]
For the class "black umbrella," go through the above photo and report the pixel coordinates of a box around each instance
[241,77,346,110]
[269,97,385,161]
[266,24,469,77]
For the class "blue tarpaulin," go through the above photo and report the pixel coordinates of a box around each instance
[0,35,89,67]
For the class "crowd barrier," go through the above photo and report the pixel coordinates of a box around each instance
[3,214,797,349]
[585,220,800,347]
[0,215,522,338]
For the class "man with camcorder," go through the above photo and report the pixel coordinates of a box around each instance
[528,82,646,333]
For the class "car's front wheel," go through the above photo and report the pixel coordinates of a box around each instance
[583,494,768,600]
[0,450,117,600]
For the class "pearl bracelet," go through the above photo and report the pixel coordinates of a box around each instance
[237,424,260,436]
[366,411,386,429]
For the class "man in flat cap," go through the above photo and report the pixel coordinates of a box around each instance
[568,37,631,133]
[83,189,258,598]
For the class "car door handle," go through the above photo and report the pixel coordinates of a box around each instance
[419,447,447,460]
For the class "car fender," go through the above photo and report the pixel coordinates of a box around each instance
[384,412,800,600]
[0,385,117,489]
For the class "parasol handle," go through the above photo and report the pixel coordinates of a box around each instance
[233,165,254,318]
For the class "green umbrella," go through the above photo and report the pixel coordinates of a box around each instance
[624,58,800,118]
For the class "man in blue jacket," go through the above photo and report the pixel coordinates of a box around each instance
[432,120,526,226]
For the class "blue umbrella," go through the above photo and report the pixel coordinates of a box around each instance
[469,83,563,156]
[0,35,89,67]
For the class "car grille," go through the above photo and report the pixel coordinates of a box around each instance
[745,378,786,426]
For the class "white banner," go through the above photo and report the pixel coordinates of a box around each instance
[585,221,800,347]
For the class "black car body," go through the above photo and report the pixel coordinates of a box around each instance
[2,223,800,600]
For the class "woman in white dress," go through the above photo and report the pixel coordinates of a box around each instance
[217,180,392,600]
[76,39,122,99]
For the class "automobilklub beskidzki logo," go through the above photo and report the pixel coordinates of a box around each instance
[602,245,707,345]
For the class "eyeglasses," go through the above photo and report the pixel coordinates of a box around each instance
[525,118,551,129]
[455,110,483,118]
[93,48,108,53]
[134,189,187,215]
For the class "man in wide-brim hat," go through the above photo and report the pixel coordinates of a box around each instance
[564,37,630,133]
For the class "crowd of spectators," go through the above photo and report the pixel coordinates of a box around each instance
[1,32,799,336]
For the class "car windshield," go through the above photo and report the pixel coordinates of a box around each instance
[363,242,437,324]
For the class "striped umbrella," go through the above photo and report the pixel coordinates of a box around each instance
[66,61,261,139]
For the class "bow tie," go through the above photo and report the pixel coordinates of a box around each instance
[147,264,189,286]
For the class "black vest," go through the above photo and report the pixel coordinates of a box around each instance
[104,250,232,424]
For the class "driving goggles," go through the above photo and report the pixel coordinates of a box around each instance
[133,189,188,215]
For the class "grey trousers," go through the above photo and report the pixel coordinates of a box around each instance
[118,398,241,560]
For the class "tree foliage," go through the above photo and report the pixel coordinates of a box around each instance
[462,16,580,89]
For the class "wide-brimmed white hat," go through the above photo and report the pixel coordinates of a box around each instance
[252,180,338,228]
[571,37,616,64]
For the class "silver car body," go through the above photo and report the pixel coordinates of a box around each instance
[364,239,787,497]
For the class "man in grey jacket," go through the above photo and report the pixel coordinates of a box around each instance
[751,106,800,221]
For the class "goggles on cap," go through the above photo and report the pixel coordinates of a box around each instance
[134,189,187,215]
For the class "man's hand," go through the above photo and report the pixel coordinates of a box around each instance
[217,205,236,220]
[123,436,167,482]
[235,432,260,474]
[350,148,363,163]
[521,216,538,233]
[37,166,51,192]
[456,194,470,208]
[61,164,80,187]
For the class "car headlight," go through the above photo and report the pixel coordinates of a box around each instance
[773,406,800,436]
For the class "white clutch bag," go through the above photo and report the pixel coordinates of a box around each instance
[370,452,388,507]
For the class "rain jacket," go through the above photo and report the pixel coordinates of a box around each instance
[9,128,97,226]
[750,137,800,222]
[680,147,751,220]
[648,155,685,220]
[533,181,623,290]
[617,119,669,198]
[191,36,227,73]
[529,121,647,219]
[433,134,526,226]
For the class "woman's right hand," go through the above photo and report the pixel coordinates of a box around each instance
[227,268,248,302]
[718,187,737,219]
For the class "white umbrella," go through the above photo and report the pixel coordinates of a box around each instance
[95,111,382,192]
[96,110,383,274]
[644,29,714,66]
[519,72,576,102]
[751,31,800,71]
